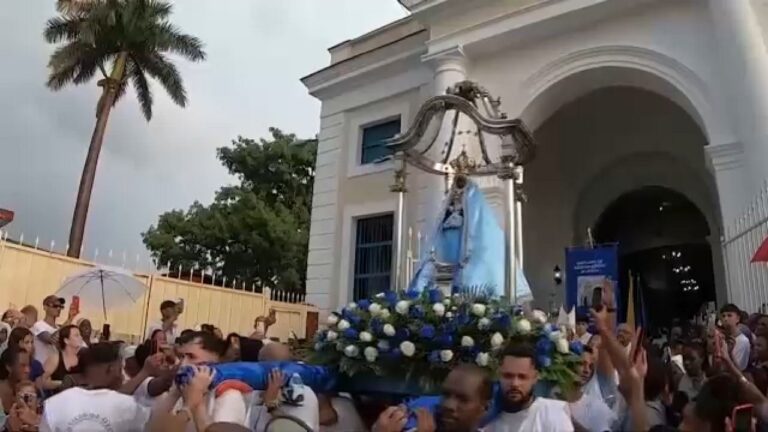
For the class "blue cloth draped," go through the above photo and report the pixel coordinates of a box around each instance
[175,362,337,393]
[408,179,532,302]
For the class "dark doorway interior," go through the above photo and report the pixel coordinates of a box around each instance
[594,186,715,329]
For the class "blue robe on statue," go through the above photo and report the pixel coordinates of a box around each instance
[408,179,532,301]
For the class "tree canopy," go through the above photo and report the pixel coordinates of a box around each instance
[142,128,316,292]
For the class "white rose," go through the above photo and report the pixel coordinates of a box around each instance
[490,332,504,349]
[440,350,454,362]
[443,298,452,306]
[531,309,547,324]
[395,300,411,315]
[383,324,396,337]
[475,352,490,367]
[556,338,570,354]
[446,312,454,319]
[364,346,378,362]
[400,341,416,357]
[478,317,491,330]
[432,303,446,317]
[368,303,382,316]
[377,340,390,351]
[380,309,391,319]
[337,319,350,331]
[326,314,339,326]
[461,336,475,347]
[516,319,531,334]
[375,292,385,299]
[343,345,359,357]
[549,331,562,343]
[326,330,338,342]
[336,342,344,351]
[347,302,358,310]
[471,303,487,317]
[359,331,373,342]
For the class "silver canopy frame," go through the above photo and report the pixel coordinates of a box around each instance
[384,81,536,303]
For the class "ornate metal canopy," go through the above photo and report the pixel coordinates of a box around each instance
[386,81,535,178]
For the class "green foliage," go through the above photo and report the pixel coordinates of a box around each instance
[142,128,317,292]
[46,0,206,120]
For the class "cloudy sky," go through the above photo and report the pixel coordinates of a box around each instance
[0,1,406,268]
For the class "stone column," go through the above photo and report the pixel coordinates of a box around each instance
[417,46,468,235]
[709,0,768,193]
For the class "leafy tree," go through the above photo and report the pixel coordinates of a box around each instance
[45,0,206,257]
[142,128,317,292]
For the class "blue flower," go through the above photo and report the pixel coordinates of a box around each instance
[410,305,425,320]
[385,348,402,359]
[569,341,584,356]
[494,313,511,330]
[427,289,443,304]
[428,350,441,363]
[536,337,553,357]
[457,312,471,326]
[343,328,359,340]
[384,290,399,306]
[347,313,362,326]
[369,318,384,335]
[405,289,420,300]
[357,299,371,310]
[537,355,552,368]
[420,325,436,339]
[396,328,411,341]
[435,333,453,348]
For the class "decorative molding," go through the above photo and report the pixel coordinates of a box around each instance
[421,45,467,67]
[706,141,745,172]
[520,45,732,145]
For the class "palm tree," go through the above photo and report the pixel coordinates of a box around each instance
[45,0,206,257]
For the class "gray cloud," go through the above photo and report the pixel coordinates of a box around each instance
[0,0,406,267]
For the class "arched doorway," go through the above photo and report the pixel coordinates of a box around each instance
[593,186,716,327]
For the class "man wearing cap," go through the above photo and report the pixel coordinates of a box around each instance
[145,300,181,344]
[31,295,77,364]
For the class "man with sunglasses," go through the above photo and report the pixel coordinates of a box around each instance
[31,295,77,364]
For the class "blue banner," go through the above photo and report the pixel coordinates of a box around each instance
[564,245,619,317]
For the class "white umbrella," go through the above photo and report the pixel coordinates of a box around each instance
[57,266,148,319]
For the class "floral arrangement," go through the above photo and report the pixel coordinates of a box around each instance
[310,287,583,393]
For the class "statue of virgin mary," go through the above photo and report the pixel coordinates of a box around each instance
[407,175,532,302]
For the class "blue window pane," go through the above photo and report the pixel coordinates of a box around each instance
[361,118,401,164]
[353,214,393,300]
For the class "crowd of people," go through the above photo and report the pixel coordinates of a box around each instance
[0,289,766,431]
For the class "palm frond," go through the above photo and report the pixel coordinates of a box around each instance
[137,52,186,107]
[47,41,101,90]
[155,22,206,62]
[128,59,153,120]
[145,0,173,19]
[43,15,83,43]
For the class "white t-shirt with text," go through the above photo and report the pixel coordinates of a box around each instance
[485,398,574,432]
[40,387,150,432]
[31,320,58,365]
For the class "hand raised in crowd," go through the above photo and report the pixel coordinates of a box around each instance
[7,401,39,432]
[601,278,616,310]
[182,365,214,409]
[142,352,167,377]
[372,405,408,432]
[415,408,436,432]
[263,368,284,408]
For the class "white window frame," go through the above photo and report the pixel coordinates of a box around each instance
[346,98,411,178]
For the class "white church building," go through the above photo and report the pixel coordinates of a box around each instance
[301,0,768,321]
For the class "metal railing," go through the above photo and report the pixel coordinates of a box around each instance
[722,182,768,313]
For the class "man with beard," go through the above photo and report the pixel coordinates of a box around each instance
[566,346,616,431]
[373,364,492,432]
[485,344,573,432]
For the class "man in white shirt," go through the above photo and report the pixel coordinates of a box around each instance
[31,295,77,365]
[40,342,151,431]
[720,303,751,371]
[145,299,181,344]
[485,344,574,432]
[567,346,617,432]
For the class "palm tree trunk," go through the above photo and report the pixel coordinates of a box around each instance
[67,52,128,258]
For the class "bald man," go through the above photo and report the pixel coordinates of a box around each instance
[257,342,292,362]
